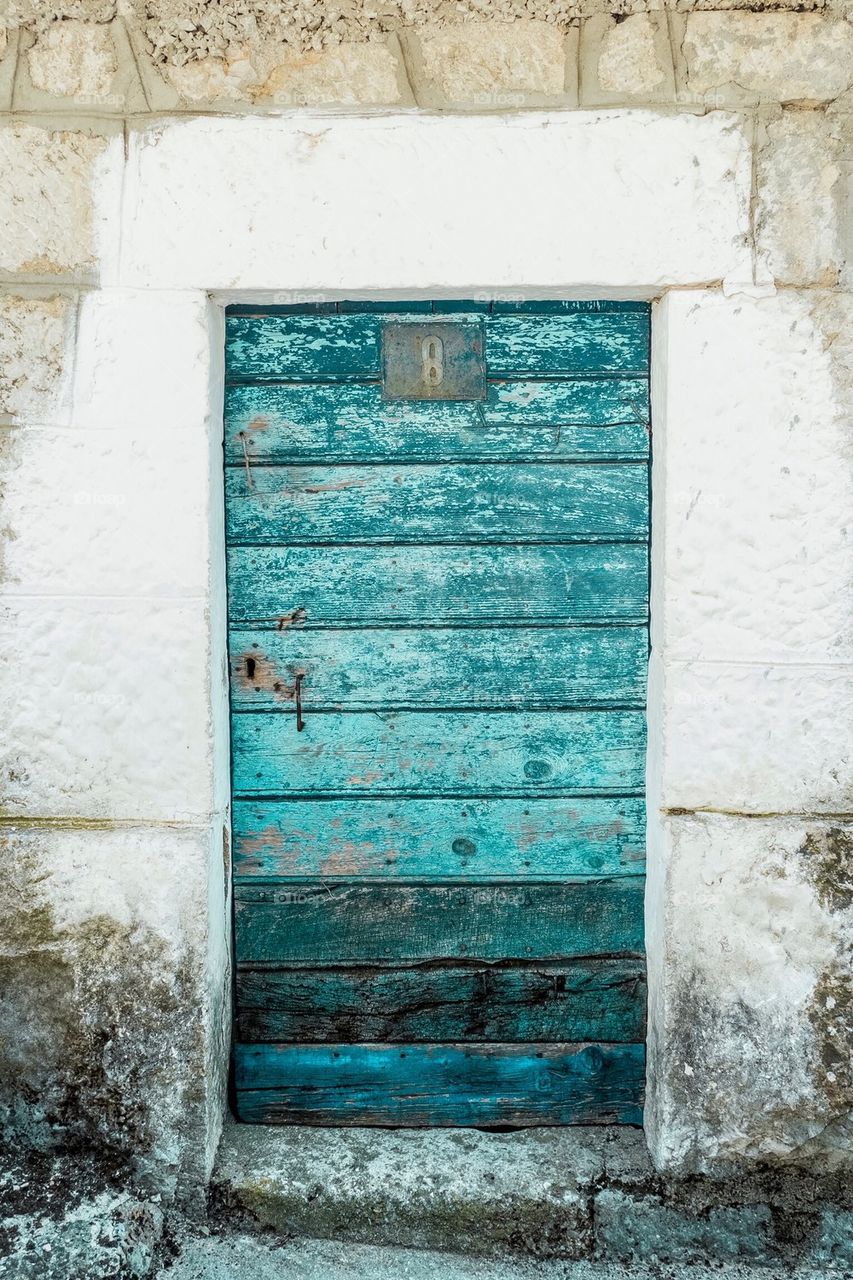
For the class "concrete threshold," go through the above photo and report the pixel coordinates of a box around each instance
[210,1125,853,1269]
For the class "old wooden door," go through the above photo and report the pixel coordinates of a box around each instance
[225,301,650,1125]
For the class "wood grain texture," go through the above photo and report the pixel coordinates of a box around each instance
[229,624,648,711]
[235,959,647,1042]
[231,708,647,798]
[224,462,649,545]
[227,544,649,628]
[225,310,650,382]
[224,380,649,465]
[232,796,646,881]
[232,1041,646,1125]
[234,879,645,964]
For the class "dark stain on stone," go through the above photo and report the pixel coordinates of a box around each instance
[798,826,853,913]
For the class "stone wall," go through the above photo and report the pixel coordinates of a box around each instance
[0,0,851,1203]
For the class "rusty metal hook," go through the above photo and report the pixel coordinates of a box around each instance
[294,672,305,732]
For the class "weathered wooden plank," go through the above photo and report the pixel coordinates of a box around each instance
[223,381,649,464]
[233,1041,645,1125]
[228,625,648,711]
[234,879,645,964]
[231,708,647,797]
[232,796,646,881]
[225,463,649,545]
[227,543,649,628]
[235,958,647,1042]
[226,314,381,381]
[485,313,649,377]
[225,310,650,381]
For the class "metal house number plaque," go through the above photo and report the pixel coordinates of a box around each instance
[382,320,486,401]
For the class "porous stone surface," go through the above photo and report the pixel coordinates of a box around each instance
[756,110,845,286]
[0,1150,163,1279]
[594,1190,773,1263]
[0,292,75,422]
[0,123,120,278]
[26,19,116,99]
[682,13,853,104]
[166,39,403,105]
[414,21,567,106]
[583,13,671,104]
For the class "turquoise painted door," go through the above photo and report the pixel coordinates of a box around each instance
[225,301,650,1125]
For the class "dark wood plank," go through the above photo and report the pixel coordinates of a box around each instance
[224,463,649,545]
[231,708,647,798]
[236,959,647,1042]
[232,796,646,880]
[233,1041,645,1125]
[234,879,645,964]
[227,544,649,628]
[228,625,648,711]
[223,380,649,464]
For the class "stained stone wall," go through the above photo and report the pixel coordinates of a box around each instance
[0,0,851,1203]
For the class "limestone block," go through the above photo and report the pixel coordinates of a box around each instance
[0,25,18,111]
[0,293,76,424]
[581,13,674,106]
[17,19,147,112]
[681,13,853,105]
[0,598,215,821]
[756,111,845,286]
[0,122,122,280]
[646,812,853,1174]
[0,822,222,1190]
[654,291,853,666]
[0,428,211,598]
[412,21,570,108]
[120,113,751,291]
[71,290,214,433]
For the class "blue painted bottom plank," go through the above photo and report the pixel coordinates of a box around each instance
[233,1041,645,1126]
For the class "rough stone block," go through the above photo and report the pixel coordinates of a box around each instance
[120,113,751,291]
[0,599,215,821]
[0,822,219,1192]
[412,21,570,107]
[756,111,845,286]
[213,1124,602,1257]
[0,122,122,280]
[0,427,211,598]
[655,291,853,666]
[0,292,76,424]
[594,1188,774,1262]
[581,13,674,106]
[646,811,853,1175]
[0,25,18,111]
[166,38,406,107]
[681,13,853,105]
[17,19,147,113]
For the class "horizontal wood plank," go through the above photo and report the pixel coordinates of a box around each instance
[227,544,649,628]
[229,625,648,711]
[224,380,649,464]
[234,879,645,964]
[235,958,647,1042]
[225,310,650,381]
[233,1041,645,1125]
[232,797,646,880]
[231,708,647,797]
[225,463,649,545]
